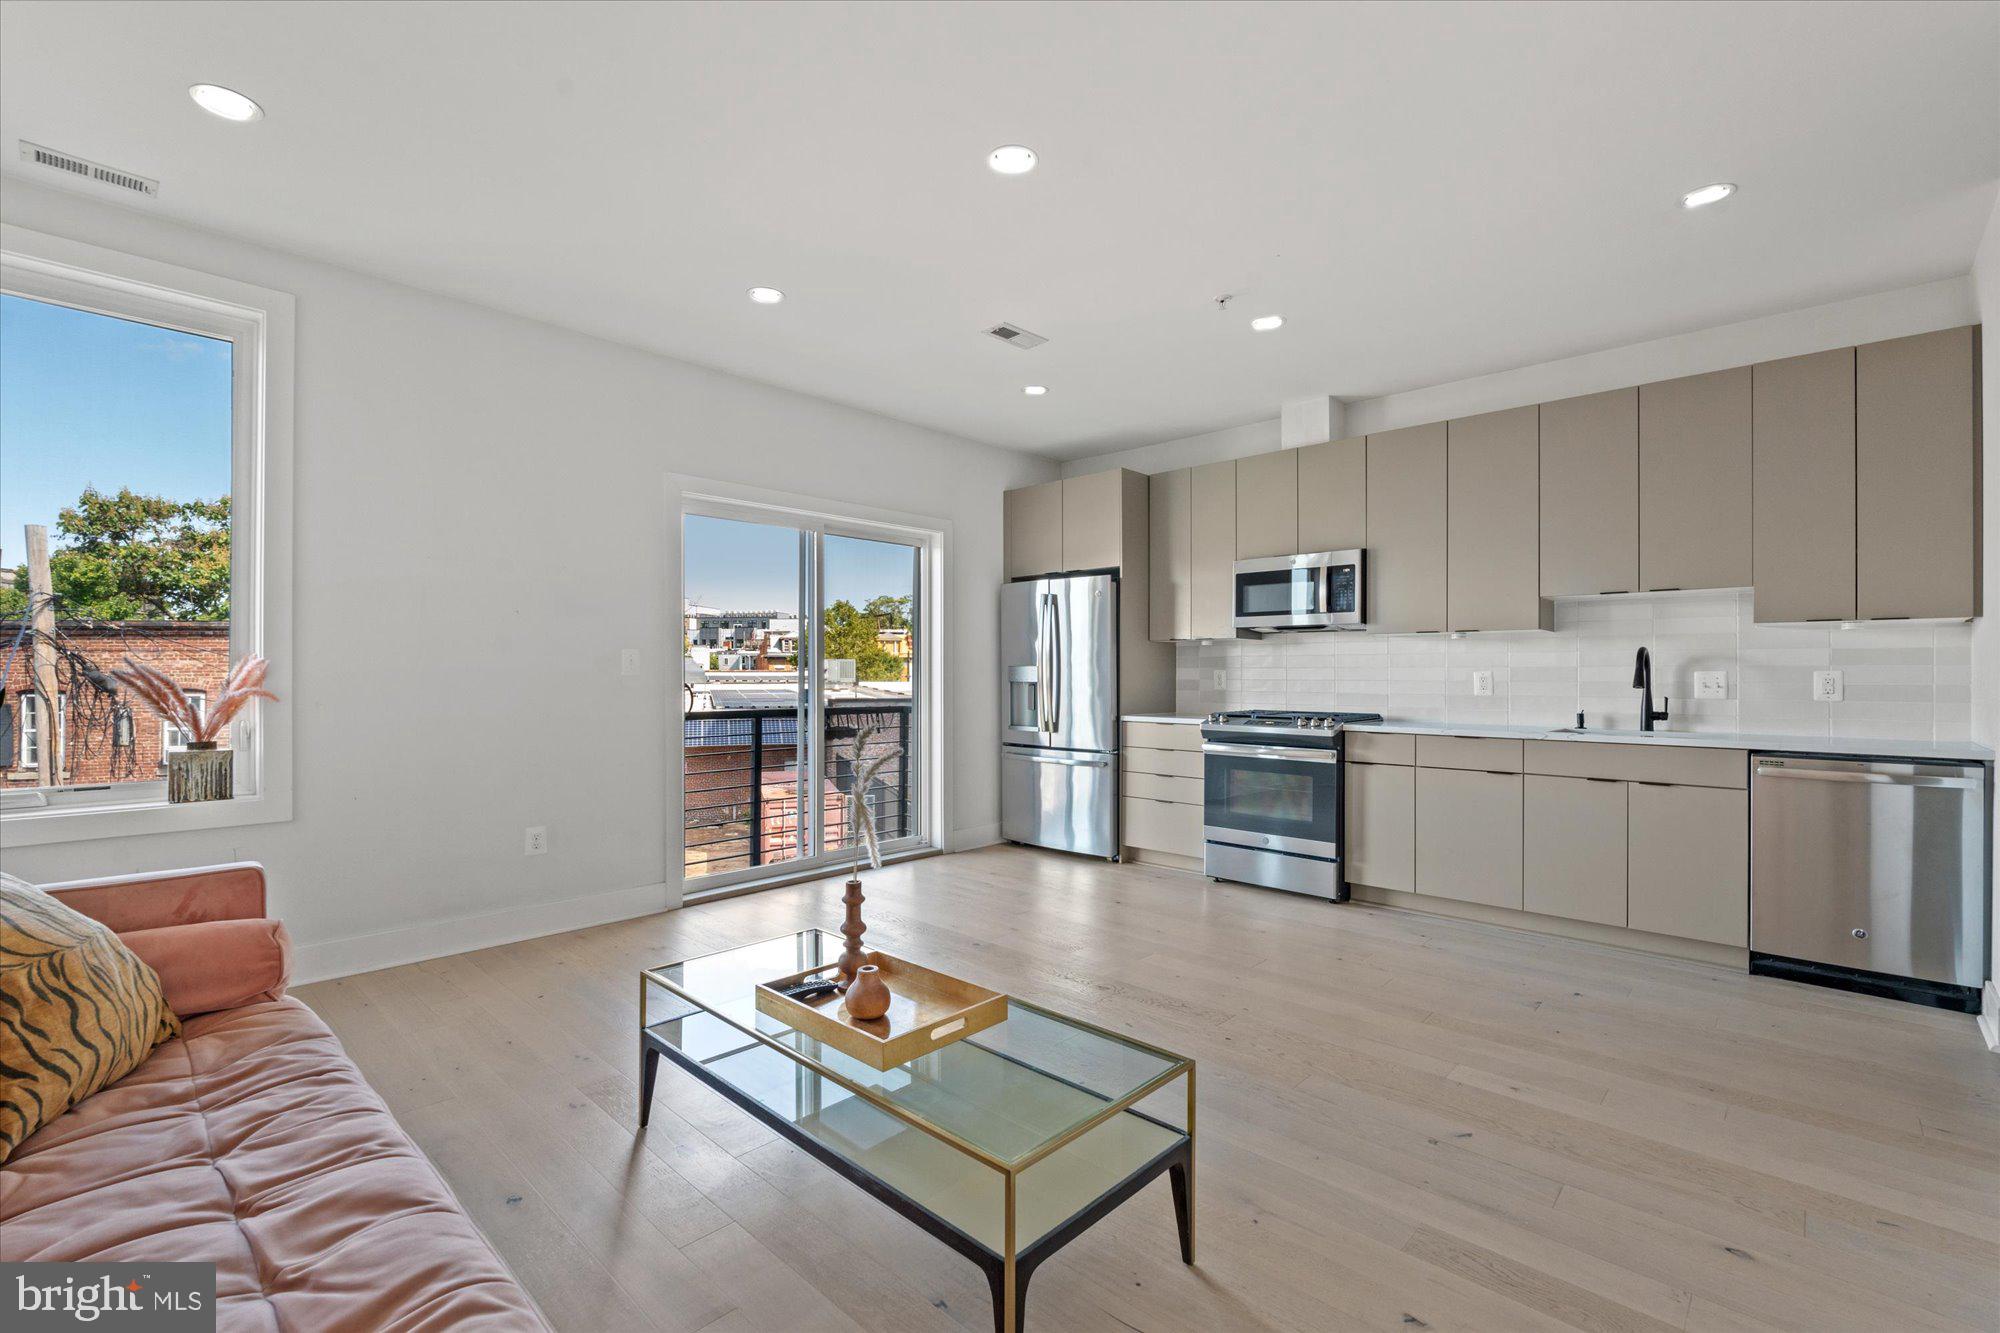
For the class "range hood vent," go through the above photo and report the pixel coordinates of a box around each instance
[18,141,159,197]
[985,322,1047,350]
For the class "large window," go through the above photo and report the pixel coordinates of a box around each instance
[678,493,937,891]
[0,226,292,844]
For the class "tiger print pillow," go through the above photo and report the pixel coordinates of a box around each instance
[0,873,181,1163]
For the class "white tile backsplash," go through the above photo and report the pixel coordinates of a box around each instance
[1178,590,1975,742]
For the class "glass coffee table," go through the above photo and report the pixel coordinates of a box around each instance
[640,930,1195,1333]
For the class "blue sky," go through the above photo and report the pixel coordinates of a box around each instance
[0,294,233,566]
[685,515,916,614]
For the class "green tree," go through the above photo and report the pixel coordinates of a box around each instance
[6,488,230,621]
[862,594,912,630]
[822,599,901,681]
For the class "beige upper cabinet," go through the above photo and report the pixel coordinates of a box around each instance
[1190,460,1238,638]
[1639,367,1753,592]
[1235,450,1300,559]
[1448,405,1550,632]
[1061,469,1125,573]
[1857,326,1980,620]
[1365,424,1448,633]
[1297,436,1366,553]
[1538,388,1638,596]
[1149,469,1193,642]
[1753,348,1856,623]
[1003,479,1063,580]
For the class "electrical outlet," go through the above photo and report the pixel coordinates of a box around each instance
[524,826,548,856]
[1211,669,1226,690]
[1693,670,1727,700]
[1470,670,1493,697]
[1812,669,1844,703]
[620,648,640,676]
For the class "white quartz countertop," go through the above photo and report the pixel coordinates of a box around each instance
[1119,713,1993,762]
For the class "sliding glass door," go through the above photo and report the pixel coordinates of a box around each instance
[681,505,928,889]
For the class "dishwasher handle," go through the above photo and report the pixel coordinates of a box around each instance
[1754,763,1980,791]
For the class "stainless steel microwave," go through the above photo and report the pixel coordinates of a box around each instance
[1233,549,1367,632]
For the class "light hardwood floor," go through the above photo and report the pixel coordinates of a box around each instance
[296,846,2000,1332]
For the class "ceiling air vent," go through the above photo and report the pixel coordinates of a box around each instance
[18,142,159,197]
[985,322,1047,350]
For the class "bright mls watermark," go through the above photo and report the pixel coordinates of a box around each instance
[4,1264,214,1330]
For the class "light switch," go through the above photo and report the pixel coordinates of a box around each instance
[1693,671,1727,700]
[1812,669,1844,703]
[1471,670,1494,697]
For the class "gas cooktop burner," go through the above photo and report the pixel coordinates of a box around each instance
[1206,708,1384,728]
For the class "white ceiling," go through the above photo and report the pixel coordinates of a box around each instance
[2,1,1995,460]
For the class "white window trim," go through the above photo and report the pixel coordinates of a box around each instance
[0,224,293,847]
[666,474,949,903]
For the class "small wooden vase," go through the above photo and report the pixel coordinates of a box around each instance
[836,875,868,982]
[842,964,891,1021]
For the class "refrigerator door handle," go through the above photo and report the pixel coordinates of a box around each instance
[1050,591,1064,729]
[1038,592,1055,733]
[1004,749,1110,767]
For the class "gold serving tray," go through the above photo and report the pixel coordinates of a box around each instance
[754,951,1008,1072]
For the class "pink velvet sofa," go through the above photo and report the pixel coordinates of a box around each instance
[0,864,549,1331]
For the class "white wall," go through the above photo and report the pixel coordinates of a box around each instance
[1971,193,2000,1040]
[0,177,1056,978]
[1064,277,1978,475]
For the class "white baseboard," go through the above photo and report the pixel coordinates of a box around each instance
[293,880,677,985]
[1980,981,1999,1054]
[948,823,1001,852]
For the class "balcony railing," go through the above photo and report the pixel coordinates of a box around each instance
[684,700,914,878]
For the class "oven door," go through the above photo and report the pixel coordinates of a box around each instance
[1202,741,1341,857]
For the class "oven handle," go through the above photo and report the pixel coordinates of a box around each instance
[1201,741,1340,765]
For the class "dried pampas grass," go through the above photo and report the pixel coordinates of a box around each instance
[113,654,277,744]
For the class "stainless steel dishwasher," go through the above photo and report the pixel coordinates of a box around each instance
[1751,755,1989,1012]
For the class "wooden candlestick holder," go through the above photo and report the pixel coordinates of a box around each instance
[836,875,868,982]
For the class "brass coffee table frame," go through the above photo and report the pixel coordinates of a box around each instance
[640,939,1195,1333]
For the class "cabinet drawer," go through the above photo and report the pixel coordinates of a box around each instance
[1415,734,1523,773]
[1122,746,1203,780]
[1122,797,1203,859]
[1125,771,1202,805]
[1523,740,1745,789]
[1121,721,1203,752]
[1415,768,1524,909]
[1346,731,1415,766]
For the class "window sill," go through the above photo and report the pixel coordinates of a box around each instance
[0,790,293,848]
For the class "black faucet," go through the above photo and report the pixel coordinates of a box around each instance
[1632,647,1669,732]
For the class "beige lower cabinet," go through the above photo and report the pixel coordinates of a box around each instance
[1522,776,1627,926]
[1121,797,1202,860]
[1415,767,1523,909]
[1345,761,1415,892]
[1627,783,1748,945]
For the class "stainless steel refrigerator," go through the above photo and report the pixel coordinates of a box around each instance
[999,572,1119,858]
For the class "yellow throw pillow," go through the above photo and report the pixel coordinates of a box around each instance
[0,873,181,1163]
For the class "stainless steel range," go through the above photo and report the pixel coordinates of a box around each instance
[1201,708,1383,900]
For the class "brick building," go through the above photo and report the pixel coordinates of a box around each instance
[2,620,232,787]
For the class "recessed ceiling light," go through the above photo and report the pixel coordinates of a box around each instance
[988,145,1038,175]
[1023,385,1048,396]
[747,287,785,304]
[1250,314,1285,332]
[188,84,263,122]
[1680,182,1736,210]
